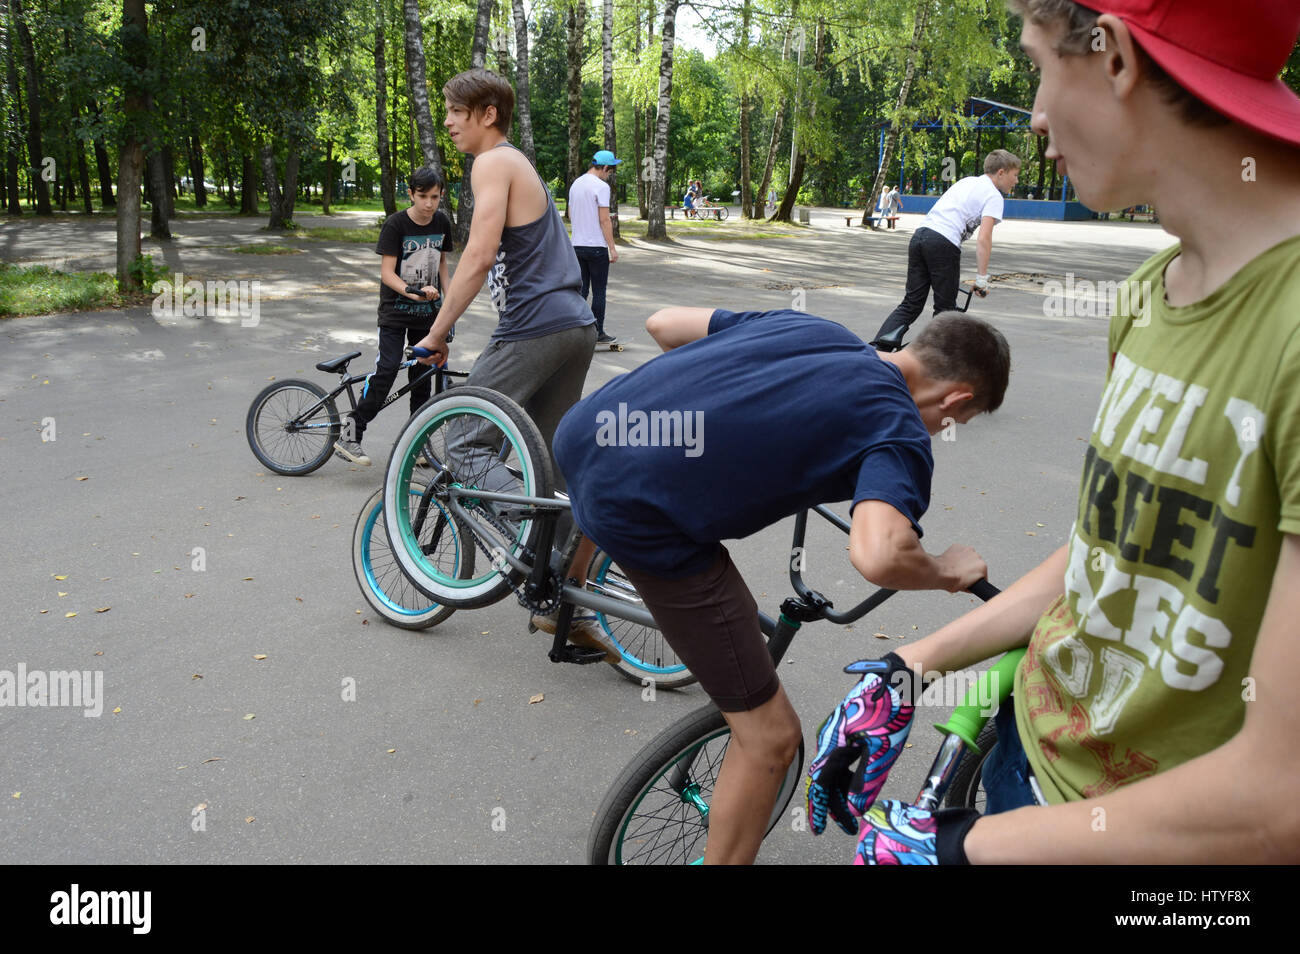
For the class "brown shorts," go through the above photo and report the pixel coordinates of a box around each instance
[620,546,779,712]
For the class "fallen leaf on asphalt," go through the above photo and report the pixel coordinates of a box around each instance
[195,802,207,812]
[192,674,202,679]
[473,699,481,706]
[253,654,267,660]
[242,577,253,581]
[873,632,892,639]
[529,693,544,704]
[11,793,18,798]
[58,592,67,597]
[112,707,121,714]
[185,593,194,598]
[201,757,222,763]
[1036,522,1045,527]
[76,476,89,481]
[245,817,255,824]
[361,619,368,625]
[53,574,67,580]
[387,749,396,754]
[480,631,490,636]
[1025,531,1037,536]
[243,713,255,720]
[95,607,111,613]
[39,610,48,614]
[94,651,103,656]
[294,597,302,602]
[65,612,77,618]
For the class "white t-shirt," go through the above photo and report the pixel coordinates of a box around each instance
[568,172,610,249]
[923,175,1004,248]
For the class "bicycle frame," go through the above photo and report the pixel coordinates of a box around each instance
[286,360,467,434]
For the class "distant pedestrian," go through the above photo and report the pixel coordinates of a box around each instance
[568,150,622,345]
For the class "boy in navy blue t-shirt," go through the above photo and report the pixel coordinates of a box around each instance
[554,306,1010,864]
[335,166,453,466]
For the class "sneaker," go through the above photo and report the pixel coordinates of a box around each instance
[334,439,371,466]
[529,611,623,663]
[596,333,617,344]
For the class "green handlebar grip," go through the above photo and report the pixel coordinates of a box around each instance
[932,648,1027,754]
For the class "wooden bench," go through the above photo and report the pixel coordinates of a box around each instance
[854,214,900,228]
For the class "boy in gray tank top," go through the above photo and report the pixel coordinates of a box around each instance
[412,69,614,659]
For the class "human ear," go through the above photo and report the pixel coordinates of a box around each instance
[1094,14,1141,100]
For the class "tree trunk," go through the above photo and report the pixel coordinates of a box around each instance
[455,0,494,245]
[565,0,586,209]
[189,133,206,207]
[147,151,170,237]
[76,137,92,212]
[862,2,929,228]
[402,0,442,172]
[753,24,792,221]
[162,144,177,216]
[322,139,333,214]
[12,0,50,214]
[240,153,258,213]
[6,20,24,215]
[600,0,618,236]
[632,2,644,218]
[774,19,823,223]
[646,0,678,240]
[374,0,395,215]
[115,0,147,288]
[1035,132,1046,197]
[511,0,535,165]
[260,143,284,228]
[738,0,752,218]
[89,100,115,206]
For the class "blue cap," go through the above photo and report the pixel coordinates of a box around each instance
[592,150,622,166]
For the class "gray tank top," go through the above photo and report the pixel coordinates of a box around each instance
[484,143,595,341]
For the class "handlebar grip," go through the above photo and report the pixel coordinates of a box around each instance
[404,284,424,297]
[408,345,434,358]
[967,578,1000,601]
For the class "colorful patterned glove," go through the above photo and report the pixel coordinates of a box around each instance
[854,800,980,865]
[805,653,917,836]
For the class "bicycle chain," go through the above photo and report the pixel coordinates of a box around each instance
[461,498,562,615]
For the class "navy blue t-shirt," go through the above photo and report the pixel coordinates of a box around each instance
[553,309,934,577]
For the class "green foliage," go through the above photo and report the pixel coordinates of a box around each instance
[128,254,171,289]
[0,263,120,317]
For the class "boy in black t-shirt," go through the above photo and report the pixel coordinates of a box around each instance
[335,166,454,466]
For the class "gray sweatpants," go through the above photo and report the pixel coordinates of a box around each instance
[448,323,596,498]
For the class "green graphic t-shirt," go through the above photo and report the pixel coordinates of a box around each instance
[1014,235,1300,804]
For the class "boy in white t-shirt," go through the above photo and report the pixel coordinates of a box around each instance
[871,150,1020,350]
[568,150,622,344]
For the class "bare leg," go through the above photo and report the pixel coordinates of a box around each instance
[566,533,598,582]
[702,685,802,865]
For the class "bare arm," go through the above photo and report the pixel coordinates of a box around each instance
[965,535,1300,864]
[975,216,996,278]
[381,254,425,300]
[848,500,987,592]
[599,207,618,262]
[422,152,509,345]
[896,545,1067,674]
[645,307,716,351]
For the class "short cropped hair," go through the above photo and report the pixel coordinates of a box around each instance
[409,166,445,193]
[983,149,1022,175]
[442,68,515,136]
[1007,0,1230,128]
[909,313,1012,413]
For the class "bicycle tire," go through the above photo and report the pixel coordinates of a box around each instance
[383,386,553,609]
[245,378,340,476]
[585,550,695,691]
[352,485,475,630]
[717,206,729,221]
[942,720,999,812]
[588,703,805,865]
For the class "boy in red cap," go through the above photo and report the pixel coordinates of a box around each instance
[807,0,1300,864]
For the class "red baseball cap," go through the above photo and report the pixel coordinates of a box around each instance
[1089,0,1300,147]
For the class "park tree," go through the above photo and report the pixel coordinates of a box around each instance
[375,0,396,214]
[601,0,617,235]
[511,0,536,164]
[114,0,147,288]
[645,0,678,239]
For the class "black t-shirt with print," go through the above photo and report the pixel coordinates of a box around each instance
[376,208,454,328]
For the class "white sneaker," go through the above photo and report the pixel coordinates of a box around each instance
[529,611,623,663]
[333,439,371,466]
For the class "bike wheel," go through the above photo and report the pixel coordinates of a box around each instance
[384,386,553,609]
[352,485,475,630]
[717,206,729,221]
[584,550,695,690]
[246,379,340,476]
[588,704,805,865]
[942,720,999,812]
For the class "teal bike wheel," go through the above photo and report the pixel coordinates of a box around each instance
[352,484,473,630]
[584,550,695,690]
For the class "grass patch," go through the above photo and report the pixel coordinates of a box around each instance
[230,244,303,255]
[293,225,382,243]
[0,263,123,317]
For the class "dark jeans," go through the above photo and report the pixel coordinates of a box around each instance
[349,324,433,440]
[872,227,961,346]
[575,246,610,334]
[980,700,1041,814]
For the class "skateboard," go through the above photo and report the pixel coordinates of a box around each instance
[596,339,624,352]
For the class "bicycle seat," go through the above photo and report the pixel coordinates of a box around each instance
[316,351,362,373]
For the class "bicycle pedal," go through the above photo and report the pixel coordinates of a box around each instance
[549,645,608,665]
